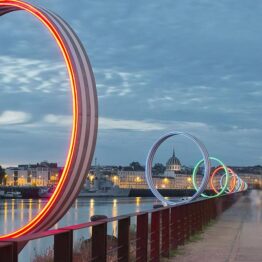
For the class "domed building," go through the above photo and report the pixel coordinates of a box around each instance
[164,149,182,177]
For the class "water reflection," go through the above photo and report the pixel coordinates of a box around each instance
[89,198,95,235]
[112,199,118,237]
[136,197,141,207]
[0,197,171,262]
[4,202,7,234]
[0,198,47,234]
[20,200,24,222]
[29,199,33,222]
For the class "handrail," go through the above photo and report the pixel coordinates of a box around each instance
[0,191,246,262]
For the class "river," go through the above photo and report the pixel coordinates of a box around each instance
[0,197,181,261]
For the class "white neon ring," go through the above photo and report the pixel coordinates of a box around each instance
[145,131,211,206]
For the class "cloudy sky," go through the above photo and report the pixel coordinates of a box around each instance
[0,0,262,167]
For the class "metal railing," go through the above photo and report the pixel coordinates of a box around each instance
[0,192,245,262]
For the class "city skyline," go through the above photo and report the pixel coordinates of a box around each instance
[0,0,262,166]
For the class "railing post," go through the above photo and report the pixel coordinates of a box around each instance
[181,205,186,245]
[191,202,197,235]
[136,213,148,262]
[161,208,170,257]
[176,205,184,246]
[187,204,193,238]
[170,207,178,249]
[0,242,14,262]
[150,211,160,262]
[185,205,190,240]
[118,217,130,262]
[54,230,73,262]
[92,222,107,262]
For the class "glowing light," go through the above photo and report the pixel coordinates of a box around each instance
[20,200,24,222]
[164,178,169,184]
[192,157,229,198]
[112,199,118,237]
[209,165,230,195]
[136,197,141,207]
[11,200,15,223]
[4,202,8,234]
[90,199,95,209]
[89,175,95,182]
[113,175,119,185]
[0,0,98,239]
[219,168,237,193]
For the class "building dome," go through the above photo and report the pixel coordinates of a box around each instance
[166,155,181,167]
[165,149,181,174]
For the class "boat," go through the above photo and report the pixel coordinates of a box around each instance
[0,191,22,199]
[38,186,56,198]
[78,186,130,197]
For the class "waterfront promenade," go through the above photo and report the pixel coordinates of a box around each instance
[170,190,262,262]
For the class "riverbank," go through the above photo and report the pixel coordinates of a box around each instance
[0,186,215,198]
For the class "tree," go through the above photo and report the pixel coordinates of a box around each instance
[129,162,145,171]
[153,163,165,176]
[0,166,6,185]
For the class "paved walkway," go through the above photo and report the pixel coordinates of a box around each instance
[169,190,262,262]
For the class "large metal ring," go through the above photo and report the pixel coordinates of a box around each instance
[0,0,98,239]
[192,157,229,198]
[145,131,211,206]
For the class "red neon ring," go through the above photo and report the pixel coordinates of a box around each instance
[0,0,98,239]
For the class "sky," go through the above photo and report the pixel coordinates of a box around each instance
[0,0,262,167]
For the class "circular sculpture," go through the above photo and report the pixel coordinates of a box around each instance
[145,131,211,206]
[209,165,231,196]
[234,175,242,192]
[192,157,229,198]
[0,0,98,238]
[219,168,237,193]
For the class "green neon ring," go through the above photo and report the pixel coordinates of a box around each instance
[192,157,229,198]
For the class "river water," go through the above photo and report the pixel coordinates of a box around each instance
[0,197,182,261]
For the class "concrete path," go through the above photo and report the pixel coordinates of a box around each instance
[169,190,262,262]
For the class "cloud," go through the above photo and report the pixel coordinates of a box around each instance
[99,117,166,131]
[0,56,69,94]
[94,68,143,98]
[41,113,212,133]
[42,114,165,131]
[0,0,262,165]
[43,114,72,126]
[0,111,31,125]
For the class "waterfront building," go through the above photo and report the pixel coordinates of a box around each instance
[164,149,182,177]
[115,170,195,189]
[237,173,262,189]
[114,150,195,189]
[4,162,60,186]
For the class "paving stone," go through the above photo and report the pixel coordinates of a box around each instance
[169,190,262,262]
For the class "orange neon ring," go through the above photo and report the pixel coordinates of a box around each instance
[210,167,235,194]
[0,0,98,239]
